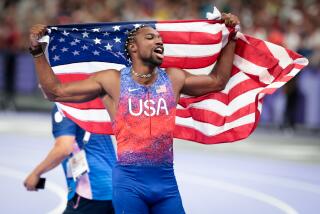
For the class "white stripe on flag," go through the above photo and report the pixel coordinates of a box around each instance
[164,43,222,57]
[294,58,309,66]
[233,55,275,84]
[263,81,287,90]
[186,88,262,116]
[156,22,222,35]
[52,62,125,74]
[287,68,301,77]
[176,113,255,136]
[56,103,110,121]
[264,41,292,69]
[180,72,252,97]
[222,72,250,93]
[258,100,262,113]
[184,63,215,75]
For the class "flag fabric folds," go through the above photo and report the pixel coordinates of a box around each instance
[43,19,308,144]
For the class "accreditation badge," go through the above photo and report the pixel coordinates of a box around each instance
[69,150,89,180]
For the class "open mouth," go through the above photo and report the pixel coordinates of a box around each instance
[153,46,164,59]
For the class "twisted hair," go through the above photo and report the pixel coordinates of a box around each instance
[124,24,149,59]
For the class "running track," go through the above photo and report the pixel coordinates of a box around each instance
[1,112,320,214]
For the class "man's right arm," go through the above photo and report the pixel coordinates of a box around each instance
[29,24,109,103]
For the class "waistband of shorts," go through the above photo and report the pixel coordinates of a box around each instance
[115,162,173,169]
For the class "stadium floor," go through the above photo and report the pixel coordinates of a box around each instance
[1,112,320,214]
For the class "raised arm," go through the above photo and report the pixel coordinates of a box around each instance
[29,24,112,103]
[174,13,240,97]
[39,84,104,102]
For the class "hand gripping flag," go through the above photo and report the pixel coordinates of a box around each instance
[41,18,308,144]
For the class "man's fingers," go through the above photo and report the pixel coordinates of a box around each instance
[29,24,47,48]
[222,13,240,27]
[29,24,47,38]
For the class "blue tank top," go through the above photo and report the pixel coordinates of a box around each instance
[112,66,176,166]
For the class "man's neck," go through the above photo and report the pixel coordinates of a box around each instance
[131,64,158,86]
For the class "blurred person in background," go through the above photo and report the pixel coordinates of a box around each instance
[24,104,116,214]
[0,1,21,110]
[298,56,320,130]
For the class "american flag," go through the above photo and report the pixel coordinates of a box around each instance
[44,19,308,144]
[156,85,167,94]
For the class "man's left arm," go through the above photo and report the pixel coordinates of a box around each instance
[179,13,239,97]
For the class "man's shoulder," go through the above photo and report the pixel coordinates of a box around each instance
[165,67,186,79]
[164,67,186,89]
[93,69,121,80]
[96,68,121,75]
[165,67,183,73]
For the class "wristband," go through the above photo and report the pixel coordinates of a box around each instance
[29,45,44,58]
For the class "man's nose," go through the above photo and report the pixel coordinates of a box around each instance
[156,36,163,45]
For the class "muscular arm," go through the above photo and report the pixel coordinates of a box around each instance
[168,13,239,98]
[181,40,236,96]
[29,24,116,103]
[34,55,105,102]
[40,82,105,103]
[24,136,74,191]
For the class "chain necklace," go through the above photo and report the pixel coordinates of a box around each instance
[131,68,156,79]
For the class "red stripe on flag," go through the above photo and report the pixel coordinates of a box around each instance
[286,49,303,61]
[179,78,263,108]
[162,53,219,69]
[57,73,90,82]
[177,101,258,126]
[260,88,277,94]
[174,123,256,144]
[279,76,294,82]
[272,63,295,82]
[244,35,276,59]
[175,99,261,145]
[235,38,279,68]
[158,19,223,24]
[244,35,304,61]
[294,64,306,69]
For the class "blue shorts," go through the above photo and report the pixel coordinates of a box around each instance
[112,164,185,214]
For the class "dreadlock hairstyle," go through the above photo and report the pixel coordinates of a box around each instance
[124,24,151,59]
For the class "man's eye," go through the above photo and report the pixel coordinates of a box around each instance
[145,35,154,39]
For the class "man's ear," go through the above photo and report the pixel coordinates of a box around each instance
[130,43,137,53]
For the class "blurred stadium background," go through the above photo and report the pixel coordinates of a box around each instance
[0,0,320,130]
[0,0,320,213]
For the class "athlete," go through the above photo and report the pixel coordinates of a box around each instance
[24,104,116,213]
[28,13,239,213]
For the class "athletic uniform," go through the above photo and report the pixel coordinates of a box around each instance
[51,105,116,213]
[112,67,185,213]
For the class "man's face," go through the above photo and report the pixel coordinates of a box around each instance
[133,27,164,66]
